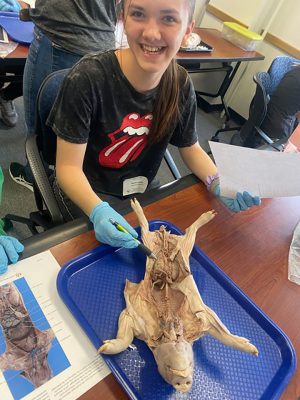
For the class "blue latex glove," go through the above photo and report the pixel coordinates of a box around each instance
[0,0,21,12]
[208,176,261,213]
[90,202,139,248]
[0,236,24,274]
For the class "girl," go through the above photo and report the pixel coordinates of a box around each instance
[48,0,260,249]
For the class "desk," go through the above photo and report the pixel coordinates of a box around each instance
[25,176,300,400]
[177,28,265,122]
[1,0,30,75]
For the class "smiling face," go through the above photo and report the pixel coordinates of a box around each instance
[122,0,194,83]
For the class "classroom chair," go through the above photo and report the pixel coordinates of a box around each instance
[267,55,299,96]
[209,72,271,148]
[211,56,299,146]
[231,71,285,150]
[5,70,68,234]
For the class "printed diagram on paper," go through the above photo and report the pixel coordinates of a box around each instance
[0,251,110,400]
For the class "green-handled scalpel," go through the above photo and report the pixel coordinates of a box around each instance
[109,218,157,260]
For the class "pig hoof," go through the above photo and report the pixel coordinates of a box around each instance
[248,343,259,356]
[98,339,127,354]
[98,340,113,353]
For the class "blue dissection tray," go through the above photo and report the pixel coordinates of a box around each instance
[57,220,296,400]
[0,12,34,44]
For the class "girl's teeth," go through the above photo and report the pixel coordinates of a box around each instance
[143,45,161,52]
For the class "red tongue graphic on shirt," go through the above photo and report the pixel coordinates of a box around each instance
[99,113,153,168]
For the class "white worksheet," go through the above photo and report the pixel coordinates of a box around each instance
[0,251,110,400]
[209,141,300,198]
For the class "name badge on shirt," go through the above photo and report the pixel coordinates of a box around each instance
[123,176,148,196]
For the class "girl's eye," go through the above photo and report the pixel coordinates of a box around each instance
[163,16,177,24]
[130,10,145,19]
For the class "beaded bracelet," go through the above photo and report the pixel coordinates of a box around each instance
[205,173,219,192]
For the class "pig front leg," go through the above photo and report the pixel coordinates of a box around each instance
[98,310,134,354]
[130,198,156,249]
[130,198,149,237]
[182,210,217,260]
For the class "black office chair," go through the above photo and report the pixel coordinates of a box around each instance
[211,56,299,145]
[210,72,284,150]
[267,55,299,96]
[5,69,69,234]
[230,72,286,151]
[6,69,183,234]
[234,72,275,149]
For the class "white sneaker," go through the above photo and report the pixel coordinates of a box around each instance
[9,162,34,192]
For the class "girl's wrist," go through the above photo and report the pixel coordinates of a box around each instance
[205,173,219,192]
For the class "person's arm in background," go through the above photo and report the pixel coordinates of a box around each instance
[56,138,139,249]
[179,143,261,212]
[0,167,24,274]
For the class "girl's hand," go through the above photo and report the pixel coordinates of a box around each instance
[207,175,261,213]
[90,202,139,248]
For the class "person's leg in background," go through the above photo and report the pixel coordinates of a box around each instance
[0,64,24,127]
[0,80,23,127]
[9,27,82,191]
[23,28,82,135]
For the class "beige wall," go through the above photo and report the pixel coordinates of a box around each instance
[270,0,300,48]
[205,0,262,26]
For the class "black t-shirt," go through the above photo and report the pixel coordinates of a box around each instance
[30,0,116,55]
[47,51,198,196]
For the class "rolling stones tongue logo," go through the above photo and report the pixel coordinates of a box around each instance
[99,113,153,168]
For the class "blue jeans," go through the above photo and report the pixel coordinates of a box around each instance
[23,27,82,135]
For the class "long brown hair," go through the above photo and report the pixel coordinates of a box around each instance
[150,59,183,144]
[120,0,196,144]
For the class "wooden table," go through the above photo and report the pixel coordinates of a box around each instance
[49,181,300,400]
[6,42,28,60]
[2,0,31,66]
[177,27,264,64]
[1,1,30,79]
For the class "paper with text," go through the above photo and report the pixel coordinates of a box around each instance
[209,141,300,198]
[0,251,110,400]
